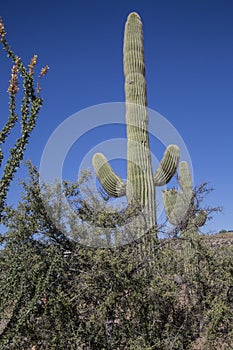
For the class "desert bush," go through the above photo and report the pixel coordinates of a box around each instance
[0,163,233,349]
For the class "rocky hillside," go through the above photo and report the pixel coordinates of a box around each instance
[203,231,233,248]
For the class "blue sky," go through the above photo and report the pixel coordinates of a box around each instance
[1,0,233,234]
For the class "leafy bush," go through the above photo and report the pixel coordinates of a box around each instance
[1,164,233,349]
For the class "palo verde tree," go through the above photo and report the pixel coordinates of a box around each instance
[0,17,48,216]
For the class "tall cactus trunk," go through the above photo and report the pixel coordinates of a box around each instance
[124,13,156,231]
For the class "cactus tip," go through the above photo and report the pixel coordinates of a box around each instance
[127,12,141,21]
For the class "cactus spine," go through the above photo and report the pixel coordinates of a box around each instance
[93,13,180,236]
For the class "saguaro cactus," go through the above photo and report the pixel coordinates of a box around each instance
[92,12,180,236]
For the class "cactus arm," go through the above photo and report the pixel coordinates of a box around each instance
[92,153,126,198]
[178,161,193,193]
[163,161,207,233]
[193,210,207,227]
[162,189,178,225]
[154,144,180,186]
[162,161,193,226]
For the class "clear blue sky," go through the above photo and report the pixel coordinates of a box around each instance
[1,0,233,234]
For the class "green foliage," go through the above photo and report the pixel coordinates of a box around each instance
[0,164,233,349]
[0,18,48,216]
[219,229,227,233]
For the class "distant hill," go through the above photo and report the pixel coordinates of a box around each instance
[203,231,233,248]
